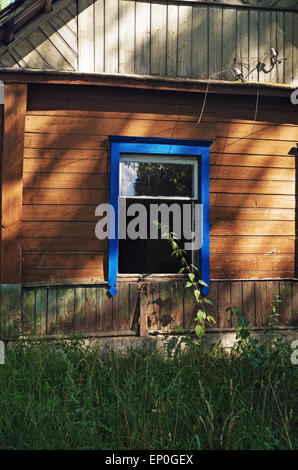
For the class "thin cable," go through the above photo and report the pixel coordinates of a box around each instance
[167,69,234,154]
[197,69,235,125]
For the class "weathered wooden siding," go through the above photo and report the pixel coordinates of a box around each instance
[0,0,297,84]
[22,83,297,283]
[20,282,138,336]
[6,279,296,338]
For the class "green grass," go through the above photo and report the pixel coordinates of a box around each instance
[0,337,297,450]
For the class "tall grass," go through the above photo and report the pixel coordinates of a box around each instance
[0,338,297,450]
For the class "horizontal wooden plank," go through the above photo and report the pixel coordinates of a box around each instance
[24,133,107,149]
[24,157,107,173]
[22,237,107,252]
[210,207,295,220]
[210,236,295,254]
[214,98,298,124]
[23,173,108,189]
[25,115,215,139]
[211,220,294,236]
[27,84,213,106]
[23,188,108,204]
[210,154,295,168]
[210,193,295,208]
[23,205,102,221]
[221,111,298,127]
[22,221,102,238]
[216,122,297,141]
[26,107,214,123]
[23,252,105,269]
[22,269,105,283]
[210,254,294,272]
[24,148,107,160]
[210,165,294,181]
[210,271,294,280]
[210,179,295,195]
[216,138,297,155]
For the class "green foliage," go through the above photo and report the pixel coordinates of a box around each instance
[0,338,296,450]
[226,306,255,352]
[226,299,292,374]
[159,224,215,339]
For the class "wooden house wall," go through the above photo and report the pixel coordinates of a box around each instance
[0,0,297,85]
[0,81,297,338]
[23,83,297,284]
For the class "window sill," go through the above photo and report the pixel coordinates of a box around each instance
[117,273,188,282]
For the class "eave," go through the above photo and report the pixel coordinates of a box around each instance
[0,69,296,98]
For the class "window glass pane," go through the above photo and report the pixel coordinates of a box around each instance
[120,161,194,197]
[118,199,195,274]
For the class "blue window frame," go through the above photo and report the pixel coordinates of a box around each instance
[108,136,213,297]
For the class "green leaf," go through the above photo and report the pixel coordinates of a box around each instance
[188,273,195,282]
[195,324,205,338]
[239,329,249,339]
[249,338,259,347]
[207,315,216,325]
[203,298,213,305]
[196,310,206,323]
[172,241,178,250]
[190,264,198,271]
[178,267,185,274]
[194,290,201,302]
[239,316,250,328]
[185,282,192,288]
[198,280,208,287]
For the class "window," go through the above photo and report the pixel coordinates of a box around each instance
[119,155,198,274]
[108,136,212,297]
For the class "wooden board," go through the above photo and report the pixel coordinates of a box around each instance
[210,236,294,254]
[167,4,178,77]
[104,0,119,74]
[222,7,236,81]
[20,280,298,338]
[177,5,192,78]
[23,173,107,189]
[209,6,222,79]
[210,220,294,236]
[135,1,150,75]
[191,5,208,78]
[119,0,135,75]
[94,0,104,73]
[1,84,27,284]
[151,3,167,76]
[211,254,293,272]
[78,0,94,72]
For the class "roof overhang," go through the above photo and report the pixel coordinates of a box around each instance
[0,69,296,99]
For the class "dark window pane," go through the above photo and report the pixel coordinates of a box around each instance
[119,199,194,274]
[120,161,194,197]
